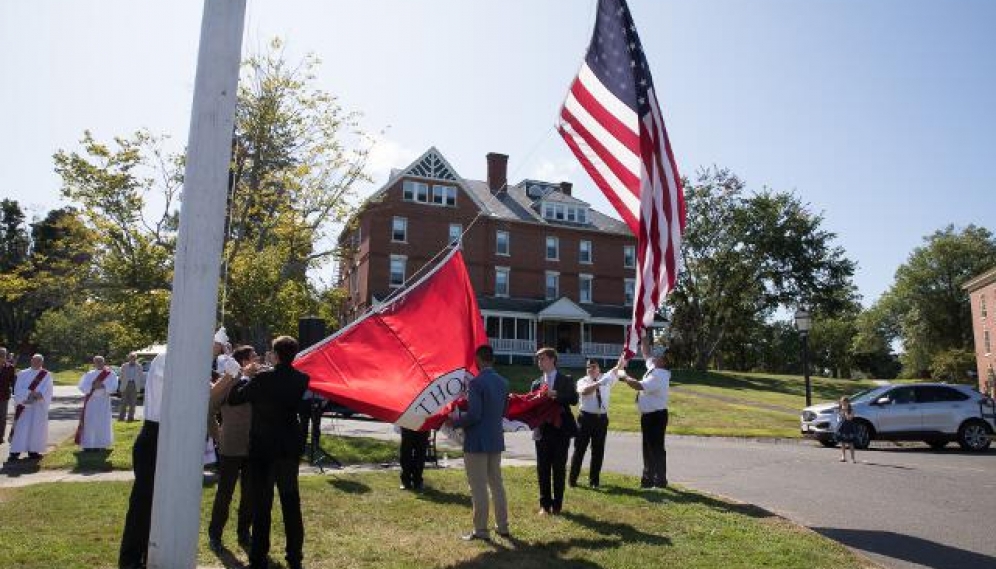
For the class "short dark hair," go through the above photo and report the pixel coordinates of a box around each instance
[585,358,600,369]
[535,347,557,363]
[272,336,299,364]
[475,344,494,364]
[231,345,255,365]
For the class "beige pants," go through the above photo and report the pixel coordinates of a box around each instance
[463,452,508,537]
[119,382,138,421]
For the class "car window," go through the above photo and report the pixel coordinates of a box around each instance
[916,386,969,403]
[884,386,916,404]
[851,387,887,404]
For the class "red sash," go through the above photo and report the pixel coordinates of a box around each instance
[74,368,111,445]
[8,369,48,442]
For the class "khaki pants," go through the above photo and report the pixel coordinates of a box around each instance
[463,452,508,537]
[119,382,138,421]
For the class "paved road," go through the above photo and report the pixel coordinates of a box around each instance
[502,430,996,569]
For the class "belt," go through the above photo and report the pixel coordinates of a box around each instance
[580,411,608,417]
[641,408,667,415]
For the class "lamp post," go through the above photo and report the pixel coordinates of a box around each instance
[795,307,813,407]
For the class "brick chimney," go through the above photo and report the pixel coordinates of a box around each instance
[486,152,508,194]
[559,181,573,196]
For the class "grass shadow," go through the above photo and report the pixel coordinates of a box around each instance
[595,483,670,505]
[70,449,113,473]
[559,510,672,546]
[416,485,470,507]
[446,536,624,568]
[326,478,371,494]
[209,543,248,569]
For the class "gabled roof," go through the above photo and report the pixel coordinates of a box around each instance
[363,146,487,212]
[354,147,632,236]
[963,266,996,292]
[538,297,591,321]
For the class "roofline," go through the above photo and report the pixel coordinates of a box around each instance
[963,266,996,292]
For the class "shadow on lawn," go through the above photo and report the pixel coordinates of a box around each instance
[416,485,469,507]
[447,535,633,568]
[327,478,372,494]
[70,449,113,473]
[598,483,776,520]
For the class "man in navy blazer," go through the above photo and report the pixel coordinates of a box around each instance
[450,344,510,541]
[530,347,578,515]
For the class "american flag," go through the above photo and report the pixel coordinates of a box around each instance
[557,0,686,358]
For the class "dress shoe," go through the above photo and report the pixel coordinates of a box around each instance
[551,506,562,516]
[27,452,42,459]
[461,532,491,542]
[537,507,550,516]
[6,454,21,462]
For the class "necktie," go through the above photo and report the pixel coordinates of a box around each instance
[595,384,603,410]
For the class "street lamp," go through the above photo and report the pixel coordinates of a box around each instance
[794,307,813,406]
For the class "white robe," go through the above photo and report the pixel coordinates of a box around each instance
[77,368,119,449]
[10,368,54,454]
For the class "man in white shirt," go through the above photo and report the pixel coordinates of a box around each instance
[118,352,146,422]
[7,354,53,462]
[621,337,670,489]
[76,355,119,450]
[569,358,618,489]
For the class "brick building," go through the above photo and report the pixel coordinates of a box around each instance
[964,266,996,395]
[337,147,661,367]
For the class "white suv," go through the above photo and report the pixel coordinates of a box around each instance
[800,383,996,452]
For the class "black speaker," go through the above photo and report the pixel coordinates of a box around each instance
[298,317,327,350]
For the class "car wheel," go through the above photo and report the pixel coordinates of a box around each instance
[925,440,947,450]
[957,420,992,452]
[818,439,838,448]
[853,421,872,450]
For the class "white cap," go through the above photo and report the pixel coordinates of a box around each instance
[213,327,229,344]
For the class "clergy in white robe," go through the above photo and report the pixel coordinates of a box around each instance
[77,355,119,450]
[9,354,54,459]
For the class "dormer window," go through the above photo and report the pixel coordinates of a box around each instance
[542,202,589,224]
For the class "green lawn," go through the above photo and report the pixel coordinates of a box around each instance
[41,420,448,472]
[0,468,873,569]
[495,364,881,438]
[50,367,87,386]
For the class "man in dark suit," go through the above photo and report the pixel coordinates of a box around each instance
[531,346,578,515]
[450,344,510,541]
[228,336,309,569]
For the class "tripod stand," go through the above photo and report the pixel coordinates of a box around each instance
[308,398,342,473]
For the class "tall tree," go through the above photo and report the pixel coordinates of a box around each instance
[0,199,30,271]
[669,168,857,370]
[879,224,996,377]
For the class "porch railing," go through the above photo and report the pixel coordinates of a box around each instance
[582,342,624,357]
[489,338,535,354]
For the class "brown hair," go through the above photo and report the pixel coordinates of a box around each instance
[272,336,300,364]
[535,346,558,363]
[475,344,495,364]
[231,345,256,365]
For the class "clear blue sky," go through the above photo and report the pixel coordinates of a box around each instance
[1,0,993,306]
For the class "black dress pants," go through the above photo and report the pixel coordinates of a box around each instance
[208,454,253,541]
[399,428,430,489]
[248,456,304,569]
[535,428,571,511]
[569,412,609,486]
[118,420,159,569]
[640,409,668,487]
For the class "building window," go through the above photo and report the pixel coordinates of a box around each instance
[982,294,988,319]
[623,245,636,269]
[546,236,559,261]
[985,330,992,355]
[391,216,407,242]
[579,240,592,264]
[389,255,407,288]
[496,230,510,256]
[578,208,588,224]
[485,316,535,342]
[449,223,462,245]
[403,180,455,206]
[495,267,510,297]
[546,271,560,300]
[624,278,635,306]
[579,274,593,304]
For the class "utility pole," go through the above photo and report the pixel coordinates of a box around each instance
[147,1,246,567]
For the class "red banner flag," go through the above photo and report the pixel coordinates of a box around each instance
[294,247,487,430]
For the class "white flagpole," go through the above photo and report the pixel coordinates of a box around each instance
[147,1,246,567]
